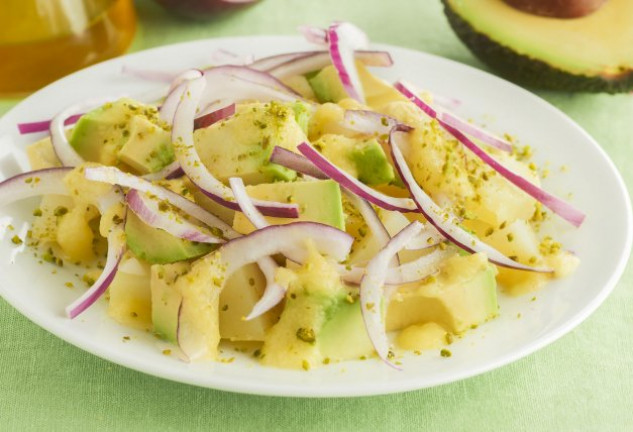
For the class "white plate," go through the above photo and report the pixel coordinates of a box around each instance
[0,36,631,397]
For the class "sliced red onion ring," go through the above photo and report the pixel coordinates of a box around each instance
[342,109,400,135]
[297,142,417,212]
[126,189,224,244]
[340,245,450,286]
[393,81,438,118]
[361,221,423,368]
[229,177,268,229]
[160,69,204,122]
[394,80,585,228]
[298,25,328,45]
[440,111,513,152]
[220,222,354,275]
[251,51,321,72]
[345,192,398,268]
[66,207,127,319]
[244,257,286,321]
[18,115,82,135]
[265,50,393,79]
[0,167,72,204]
[171,75,299,218]
[440,120,585,227]
[404,226,445,250]
[389,125,551,272]
[84,166,238,239]
[327,22,369,103]
[269,146,327,180]
[194,103,236,130]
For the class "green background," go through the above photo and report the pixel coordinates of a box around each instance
[1,0,632,430]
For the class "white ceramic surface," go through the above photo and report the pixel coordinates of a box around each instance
[0,36,631,397]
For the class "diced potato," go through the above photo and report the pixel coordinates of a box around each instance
[396,322,448,351]
[26,137,61,170]
[108,256,153,331]
[56,205,96,263]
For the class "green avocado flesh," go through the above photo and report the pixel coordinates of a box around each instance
[232,179,345,232]
[443,0,633,92]
[70,98,174,171]
[125,212,216,264]
[260,252,374,368]
[350,138,396,186]
[386,253,498,334]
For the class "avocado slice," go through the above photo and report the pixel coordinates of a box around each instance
[313,134,396,186]
[150,252,226,361]
[150,261,190,343]
[260,249,373,368]
[69,98,174,169]
[232,179,345,234]
[386,253,499,334]
[443,0,633,93]
[125,212,216,264]
[350,138,396,186]
[308,64,404,106]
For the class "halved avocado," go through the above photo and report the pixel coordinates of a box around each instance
[442,0,633,93]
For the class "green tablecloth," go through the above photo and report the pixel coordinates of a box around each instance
[1,0,632,430]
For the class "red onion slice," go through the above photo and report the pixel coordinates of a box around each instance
[229,177,268,230]
[361,221,423,368]
[244,256,286,321]
[171,75,299,218]
[251,51,322,72]
[440,111,513,153]
[84,166,238,239]
[298,25,328,45]
[220,222,354,275]
[389,125,551,272]
[265,50,393,79]
[269,146,327,180]
[193,103,236,130]
[327,22,369,103]
[0,167,72,204]
[197,65,303,112]
[18,115,82,135]
[160,70,204,122]
[345,192,398,268]
[66,208,127,319]
[126,189,224,244]
[297,142,418,212]
[404,226,444,250]
[341,109,400,135]
[394,80,585,227]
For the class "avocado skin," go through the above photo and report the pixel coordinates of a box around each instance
[442,0,633,93]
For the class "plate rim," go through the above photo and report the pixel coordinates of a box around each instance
[0,35,631,397]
